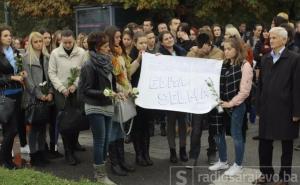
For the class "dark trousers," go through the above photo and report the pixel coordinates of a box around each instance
[61,132,77,154]
[189,114,217,159]
[0,93,21,163]
[259,139,294,182]
[29,124,46,153]
[47,105,57,151]
[54,91,78,154]
[166,111,187,149]
[132,106,151,158]
[18,109,27,147]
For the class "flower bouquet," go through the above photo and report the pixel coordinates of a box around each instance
[67,67,80,87]
[129,87,139,99]
[103,88,115,97]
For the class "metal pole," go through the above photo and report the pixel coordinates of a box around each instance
[4,1,9,25]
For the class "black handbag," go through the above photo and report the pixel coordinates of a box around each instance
[25,99,50,125]
[0,95,16,124]
[57,97,89,133]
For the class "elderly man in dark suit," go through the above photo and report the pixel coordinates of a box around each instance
[254,27,300,185]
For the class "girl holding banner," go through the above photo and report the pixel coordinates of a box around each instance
[157,31,188,164]
[130,32,154,167]
[208,36,253,176]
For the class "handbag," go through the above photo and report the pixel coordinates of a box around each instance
[112,97,137,123]
[57,96,89,133]
[0,94,16,124]
[25,99,50,125]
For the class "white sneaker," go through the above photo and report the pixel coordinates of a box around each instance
[224,163,243,176]
[208,160,229,171]
[20,145,30,154]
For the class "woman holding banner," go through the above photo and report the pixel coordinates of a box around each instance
[157,31,188,163]
[130,32,154,167]
[208,36,253,176]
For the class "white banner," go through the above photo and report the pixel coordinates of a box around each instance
[135,53,223,114]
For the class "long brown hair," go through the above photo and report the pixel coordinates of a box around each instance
[104,26,126,56]
[0,24,12,54]
[223,36,245,65]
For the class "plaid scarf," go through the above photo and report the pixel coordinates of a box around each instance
[220,62,242,102]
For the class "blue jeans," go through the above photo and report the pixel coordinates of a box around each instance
[110,122,125,142]
[215,103,246,166]
[88,114,112,165]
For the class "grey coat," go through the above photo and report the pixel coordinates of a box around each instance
[22,53,53,108]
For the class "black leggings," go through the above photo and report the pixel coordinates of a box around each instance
[131,106,152,157]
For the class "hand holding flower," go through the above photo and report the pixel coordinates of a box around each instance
[68,85,76,94]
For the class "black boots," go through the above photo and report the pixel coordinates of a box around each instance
[170,148,178,163]
[180,147,188,162]
[133,135,152,166]
[109,141,127,176]
[65,150,79,166]
[30,151,50,167]
[170,147,188,163]
[116,139,135,172]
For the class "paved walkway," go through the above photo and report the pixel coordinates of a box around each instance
[8,123,300,185]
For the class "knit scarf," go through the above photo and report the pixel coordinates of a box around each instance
[3,46,17,74]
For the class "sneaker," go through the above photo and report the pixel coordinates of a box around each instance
[185,158,198,169]
[224,163,243,176]
[208,160,229,171]
[20,145,30,154]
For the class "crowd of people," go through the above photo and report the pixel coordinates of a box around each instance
[0,11,300,185]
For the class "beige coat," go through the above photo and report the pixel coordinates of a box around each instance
[48,44,87,93]
[187,46,224,60]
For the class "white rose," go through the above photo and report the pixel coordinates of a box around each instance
[132,88,139,95]
[103,89,111,97]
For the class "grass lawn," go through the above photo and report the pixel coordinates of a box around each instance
[0,167,100,185]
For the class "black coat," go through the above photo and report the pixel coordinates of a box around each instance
[0,52,22,90]
[130,47,140,88]
[177,40,196,52]
[257,48,300,140]
[158,44,187,57]
[78,52,116,107]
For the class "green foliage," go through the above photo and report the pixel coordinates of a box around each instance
[68,67,80,87]
[194,0,297,26]
[4,0,300,37]
[0,167,100,185]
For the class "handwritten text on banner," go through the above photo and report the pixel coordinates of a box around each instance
[135,53,223,114]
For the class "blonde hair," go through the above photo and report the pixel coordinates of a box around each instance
[288,22,294,29]
[223,36,245,65]
[277,12,289,21]
[28,32,48,66]
[225,27,241,39]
